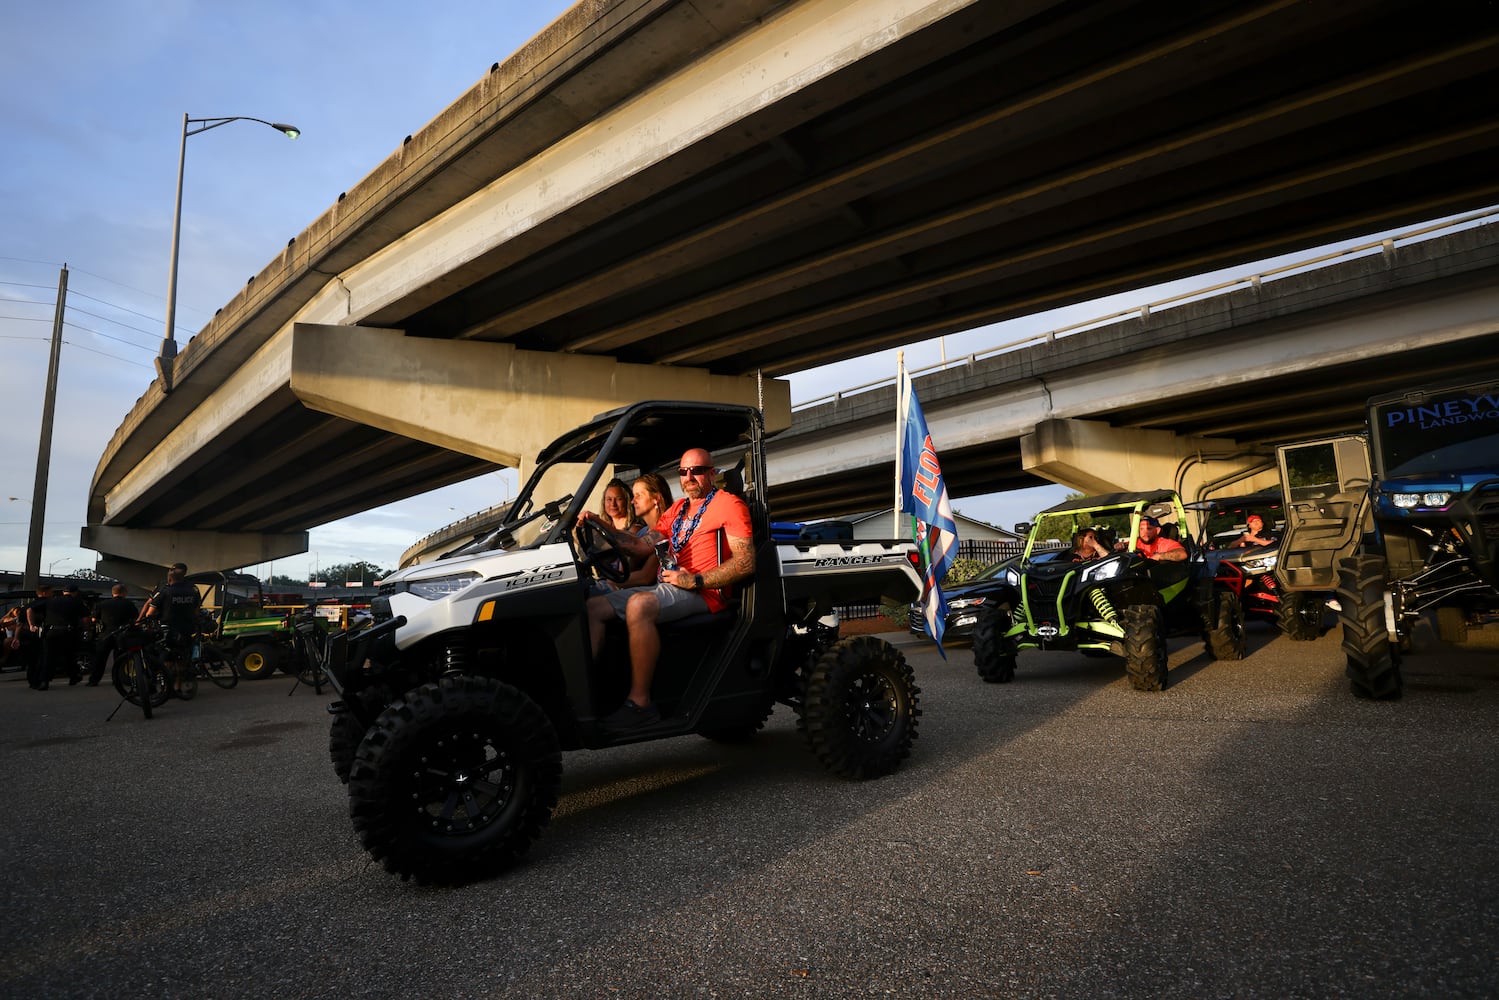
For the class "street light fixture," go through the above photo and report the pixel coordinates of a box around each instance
[158,114,300,391]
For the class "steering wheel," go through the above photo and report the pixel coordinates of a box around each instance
[576,518,630,584]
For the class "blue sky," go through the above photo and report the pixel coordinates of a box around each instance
[1,1,1479,581]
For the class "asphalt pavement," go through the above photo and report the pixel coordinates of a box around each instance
[0,622,1495,999]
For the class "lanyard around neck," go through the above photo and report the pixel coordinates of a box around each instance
[670,489,717,555]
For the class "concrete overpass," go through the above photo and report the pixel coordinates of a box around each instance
[399,218,1499,562]
[84,0,1499,583]
[768,219,1499,519]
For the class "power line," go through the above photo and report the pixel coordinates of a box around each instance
[66,287,169,325]
[64,306,159,342]
[63,321,157,353]
[0,263,213,326]
[64,340,155,370]
[0,282,189,343]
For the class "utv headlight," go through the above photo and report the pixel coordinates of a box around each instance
[1238,553,1278,574]
[948,595,986,611]
[1080,558,1123,584]
[406,572,481,600]
[1391,491,1452,509]
[1002,567,1020,587]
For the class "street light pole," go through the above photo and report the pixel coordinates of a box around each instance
[158,114,300,392]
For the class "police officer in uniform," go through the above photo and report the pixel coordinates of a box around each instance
[141,565,201,694]
[24,584,52,690]
[43,582,88,685]
[87,583,139,686]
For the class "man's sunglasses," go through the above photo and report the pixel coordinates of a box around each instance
[678,465,714,477]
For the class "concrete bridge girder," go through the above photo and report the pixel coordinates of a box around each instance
[81,527,310,593]
[1021,418,1277,502]
[288,324,791,480]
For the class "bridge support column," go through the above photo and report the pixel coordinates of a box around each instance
[1020,418,1278,501]
[289,324,790,474]
[81,526,308,589]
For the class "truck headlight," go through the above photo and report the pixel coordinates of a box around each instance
[1391,491,1452,509]
[948,595,986,611]
[406,572,481,600]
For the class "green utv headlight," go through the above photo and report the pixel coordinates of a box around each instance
[406,572,481,600]
[1080,557,1123,585]
[1002,567,1020,587]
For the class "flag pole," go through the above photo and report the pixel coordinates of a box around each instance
[894,351,904,537]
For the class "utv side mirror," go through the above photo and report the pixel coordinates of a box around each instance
[1014,522,1032,536]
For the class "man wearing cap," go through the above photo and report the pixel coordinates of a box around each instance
[1118,515,1188,562]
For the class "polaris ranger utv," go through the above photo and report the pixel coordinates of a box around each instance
[1274,374,1499,699]
[971,491,1247,691]
[319,401,925,884]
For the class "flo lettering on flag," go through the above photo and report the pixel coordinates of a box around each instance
[897,360,958,657]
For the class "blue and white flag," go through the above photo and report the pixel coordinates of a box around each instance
[898,364,959,656]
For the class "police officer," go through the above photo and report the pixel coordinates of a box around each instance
[24,584,51,690]
[140,565,201,694]
[87,583,139,686]
[38,582,88,686]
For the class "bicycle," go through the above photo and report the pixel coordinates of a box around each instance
[188,634,239,689]
[108,623,171,720]
[286,609,332,695]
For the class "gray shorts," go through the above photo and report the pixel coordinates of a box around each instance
[603,582,709,623]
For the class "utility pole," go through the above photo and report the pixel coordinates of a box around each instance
[24,265,68,592]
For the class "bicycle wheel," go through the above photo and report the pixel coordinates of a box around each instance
[143,652,172,708]
[199,645,238,689]
[111,652,132,701]
[132,651,153,720]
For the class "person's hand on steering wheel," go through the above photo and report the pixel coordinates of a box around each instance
[575,516,630,584]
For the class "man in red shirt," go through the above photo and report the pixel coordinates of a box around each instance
[1133,515,1187,561]
[582,447,757,731]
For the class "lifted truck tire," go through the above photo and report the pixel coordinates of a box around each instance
[235,641,280,680]
[1205,590,1247,661]
[1275,591,1323,641]
[1121,604,1168,692]
[348,675,562,885]
[972,603,1018,683]
[1336,554,1403,700]
[800,636,919,779]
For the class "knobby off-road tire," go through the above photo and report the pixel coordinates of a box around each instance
[1205,589,1247,661]
[1120,604,1168,692]
[972,603,1018,683]
[1336,554,1402,700]
[1275,591,1323,642]
[699,694,776,743]
[348,675,562,885]
[329,688,393,784]
[799,636,920,779]
[235,642,280,680]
